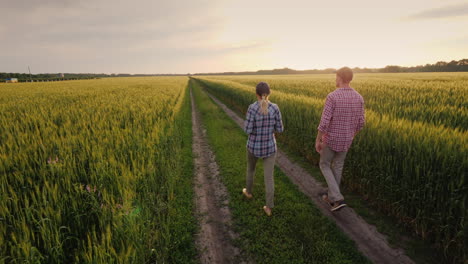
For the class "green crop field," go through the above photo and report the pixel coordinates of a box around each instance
[1,73,466,263]
[194,73,467,263]
[0,77,197,263]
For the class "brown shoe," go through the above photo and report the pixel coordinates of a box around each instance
[320,193,333,207]
[331,200,347,212]
[263,206,272,216]
[242,188,253,199]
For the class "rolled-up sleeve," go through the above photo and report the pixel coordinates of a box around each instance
[244,105,255,134]
[317,95,334,133]
[274,106,284,133]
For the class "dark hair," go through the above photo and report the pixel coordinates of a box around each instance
[256,82,270,96]
[336,67,353,83]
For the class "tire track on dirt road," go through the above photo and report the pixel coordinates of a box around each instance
[190,88,249,264]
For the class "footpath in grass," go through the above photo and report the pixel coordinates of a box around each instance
[166,85,198,263]
[191,80,369,264]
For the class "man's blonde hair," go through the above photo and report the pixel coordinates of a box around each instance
[336,67,353,83]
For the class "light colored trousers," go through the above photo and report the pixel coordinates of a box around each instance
[246,150,276,208]
[319,145,348,203]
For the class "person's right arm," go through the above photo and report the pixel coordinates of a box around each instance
[244,105,254,134]
[315,130,325,153]
[316,95,334,153]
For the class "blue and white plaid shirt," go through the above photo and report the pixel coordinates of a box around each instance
[244,101,284,158]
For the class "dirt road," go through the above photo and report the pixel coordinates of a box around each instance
[203,88,414,264]
[191,88,247,264]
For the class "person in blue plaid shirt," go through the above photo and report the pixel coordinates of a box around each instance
[242,82,284,216]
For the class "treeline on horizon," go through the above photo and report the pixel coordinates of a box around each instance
[1,59,467,81]
[195,58,468,75]
[0,72,187,82]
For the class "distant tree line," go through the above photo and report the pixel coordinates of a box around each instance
[0,73,111,82]
[2,59,467,80]
[378,59,468,73]
[194,58,468,75]
[0,72,190,82]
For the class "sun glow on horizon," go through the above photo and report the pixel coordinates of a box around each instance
[212,0,468,72]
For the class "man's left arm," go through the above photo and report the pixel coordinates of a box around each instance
[355,99,365,136]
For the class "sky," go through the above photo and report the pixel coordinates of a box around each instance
[1,0,468,74]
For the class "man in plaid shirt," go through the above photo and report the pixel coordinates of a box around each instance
[316,67,365,211]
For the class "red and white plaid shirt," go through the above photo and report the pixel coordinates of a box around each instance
[318,87,365,152]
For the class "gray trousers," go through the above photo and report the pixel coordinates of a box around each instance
[319,145,347,202]
[246,150,276,208]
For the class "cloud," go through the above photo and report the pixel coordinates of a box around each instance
[409,3,468,19]
[0,0,229,73]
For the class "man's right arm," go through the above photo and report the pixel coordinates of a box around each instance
[317,95,334,133]
[315,130,325,153]
[316,95,334,152]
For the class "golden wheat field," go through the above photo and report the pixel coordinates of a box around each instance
[1,73,466,263]
[0,77,195,263]
[194,72,467,261]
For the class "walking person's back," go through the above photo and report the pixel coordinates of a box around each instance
[320,83,364,152]
[316,67,365,211]
[242,82,284,216]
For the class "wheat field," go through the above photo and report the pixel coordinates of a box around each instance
[194,73,467,262]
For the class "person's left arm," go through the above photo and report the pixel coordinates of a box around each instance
[274,106,284,133]
[354,98,365,136]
